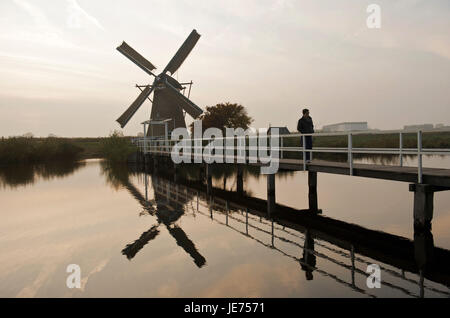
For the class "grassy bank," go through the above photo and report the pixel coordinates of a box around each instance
[0,132,137,164]
[0,137,83,164]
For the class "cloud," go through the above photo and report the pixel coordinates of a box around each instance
[66,0,105,31]
[10,0,104,50]
[12,0,54,31]
[11,0,77,49]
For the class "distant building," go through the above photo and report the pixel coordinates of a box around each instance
[267,126,290,135]
[322,122,368,132]
[403,124,434,131]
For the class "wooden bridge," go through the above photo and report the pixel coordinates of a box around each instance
[132,128,450,228]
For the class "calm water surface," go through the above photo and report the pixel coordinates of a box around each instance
[1,157,449,298]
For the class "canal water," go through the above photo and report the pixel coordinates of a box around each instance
[1,157,449,298]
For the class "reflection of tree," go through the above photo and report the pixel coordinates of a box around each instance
[0,161,86,189]
[100,161,139,190]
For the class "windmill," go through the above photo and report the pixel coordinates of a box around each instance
[116,29,203,137]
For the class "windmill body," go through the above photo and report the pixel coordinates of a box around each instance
[116,29,203,138]
[149,83,186,137]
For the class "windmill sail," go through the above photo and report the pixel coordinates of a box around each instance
[122,226,160,260]
[116,85,154,128]
[163,30,200,75]
[117,42,157,76]
[166,225,206,267]
[165,81,203,118]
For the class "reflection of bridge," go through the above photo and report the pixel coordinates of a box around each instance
[122,166,450,298]
[133,128,450,229]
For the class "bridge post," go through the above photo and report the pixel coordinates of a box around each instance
[413,226,434,285]
[173,163,178,183]
[206,164,212,196]
[152,155,158,171]
[308,171,318,213]
[409,184,434,229]
[267,173,276,217]
[236,165,244,195]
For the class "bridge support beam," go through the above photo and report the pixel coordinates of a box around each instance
[267,173,276,217]
[308,171,318,213]
[237,165,244,195]
[409,184,434,229]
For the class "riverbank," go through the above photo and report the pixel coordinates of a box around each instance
[0,134,136,164]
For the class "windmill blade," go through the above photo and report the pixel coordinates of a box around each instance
[163,29,200,75]
[166,225,206,267]
[121,225,160,260]
[123,178,157,215]
[117,41,157,76]
[164,80,203,118]
[116,85,154,128]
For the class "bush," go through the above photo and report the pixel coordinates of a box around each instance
[100,131,137,163]
[0,137,82,164]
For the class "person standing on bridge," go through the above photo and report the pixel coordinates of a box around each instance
[297,108,314,162]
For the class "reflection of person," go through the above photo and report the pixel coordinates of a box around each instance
[300,229,316,280]
[297,108,314,162]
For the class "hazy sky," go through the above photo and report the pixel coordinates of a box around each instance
[0,0,449,137]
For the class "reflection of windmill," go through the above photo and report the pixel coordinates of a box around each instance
[121,175,206,268]
[116,29,203,137]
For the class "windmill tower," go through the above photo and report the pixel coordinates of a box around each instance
[116,29,203,138]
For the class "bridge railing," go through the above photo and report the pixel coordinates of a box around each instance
[133,128,450,183]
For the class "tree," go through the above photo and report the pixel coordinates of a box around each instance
[190,102,253,134]
[100,130,136,162]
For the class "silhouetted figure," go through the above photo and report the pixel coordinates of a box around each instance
[300,229,316,280]
[297,108,314,162]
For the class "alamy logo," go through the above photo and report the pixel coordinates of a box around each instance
[66,264,81,289]
[170,121,280,174]
[366,4,381,29]
[366,264,381,288]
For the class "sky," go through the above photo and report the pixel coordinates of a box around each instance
[0,0,449,137]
